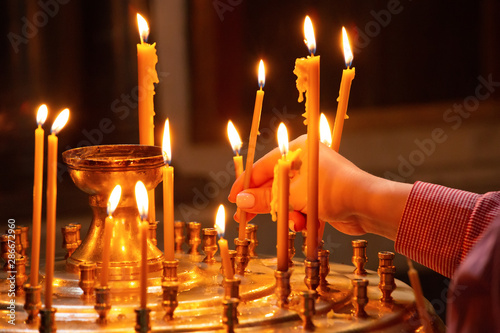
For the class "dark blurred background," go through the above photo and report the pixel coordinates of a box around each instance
[1,0,499,323]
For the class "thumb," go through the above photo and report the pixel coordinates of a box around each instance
[235,187,271,215]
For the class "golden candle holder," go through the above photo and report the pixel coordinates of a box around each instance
[39,307,57,333]
[301,230,307,257]
[245,224,258,258]
[1,234,10,270]
[378,251,395,274]
[304,259,320,292]
[378,265,396,303]
[62,224,80,259]
[148,221,159,246]
[162,259,179,282]
[299,290,316,331]
[222,297,239,333]
[11,227,23,255]
[162,281,179,321]
[275,270,292,308]
[23,283,42,324]
[62,145,165,278]
[288,231,296,267]
[174,221,185,253]
[234,238,250,275]
[187,222,201,255]
[352,278,369,318]
[78,262,96,299]
[318,249,330,293]
[20,226,30,258]
[202,228,218,264]
[94,285,111,324]
[352,239,368,275]
[221,250,237,277]
[223,276,241,300]
[134,307,151,333]
[15,255,28,293]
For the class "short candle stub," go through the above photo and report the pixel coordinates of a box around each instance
[39,307,57,333]
[318,249,330,292]
[134,307,152,333]
[299,290,316,331]
[288,231,296,267]
[275,270,292,308]
[234,238,250,276]
[246,224,259,258]
[79,262,97,299]
[148,221,159,246]
[162,259,179,282]
[352,239,368,275]
[162,281,179,321]
[377,251,395,275]
[94,286,112,324]
[378,265,396,303]
[223,277,241,300]
[174,221,185,253]
[24,283,42,324]
[352,278,369,318]
[187,222,201,255]
[222,297,240,333]
[304,259,320,293]
[202,228,218,264]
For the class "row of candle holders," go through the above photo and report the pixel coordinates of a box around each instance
[2,222,398,332]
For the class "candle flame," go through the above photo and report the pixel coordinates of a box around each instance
[36,104,48,126]
[135,181,149,221]
[214,204,225,237]
[162,119,172,164]
[320,113,332,148]
[258,59,266,89]
[277,122,289,157]
[137,13,149,44]
[342,27,353,68]
[227,121,242,155]
[304,16,316,55]
[51,108,69,135]
[107,185,122,217]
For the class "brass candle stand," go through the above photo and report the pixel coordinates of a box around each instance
[148,221,159,246]
[275,270,292,308]
[352,239,368,275]
[187,222,201,255]
[246,224,258,258]
[134,307,151,333]
[378,265,396,303]
[78,262,96,299]
[162,259,179,282]
[222,297,239,333]
[378,251,395,274]
[19,226,30,258]
[174,221,185,253]
[299,290,316,331]
[39,307,57,333]
[352,279,369,318]
[94,286,111,324]
[162,281,179,321]
[14,255,28,293]
[234,238,250,275]
[23,283,42,324]
[223,276,241,300]
[288,231,296,267]
[304,259,320,292]
[318,249,330,292]
[221,250,237,277]
[202,228,218,263]
[62,224,81,259]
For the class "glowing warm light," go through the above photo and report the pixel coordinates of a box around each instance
[51,108,69,135]
[107,185,122,217]
[320,113,332,148]
[342,27,353,68]
[227,121,242,155]
[36,104,48,126]
[121,245,126,252]
[137,13,149,44]
[214,204,226,236]
[277,122,289,156]
[258,60,266,88]
[304,16,316,55]
[135,181,149,221]
[162,119,172,164]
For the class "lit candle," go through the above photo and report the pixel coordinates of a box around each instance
[162,119,175,261]
[101,185,122,287]
[227,120,243,179]
[137,13,159,224]
[30,104,47,287]
[215,205,233,279]
[135,181,149,309]
[332,27,355,153]
[239,60,265,241]
[45,108,69,308]
[320,113,332,148]
[276,123,290,272]
[294,16,320,261]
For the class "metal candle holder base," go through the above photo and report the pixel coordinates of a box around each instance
[94,286,111,324]
[78,262,96,300]
[275,270,292,308]
[304,259,320,292]
[174,221,185,253]
[39,307,57,333]
[202,228,217,264]
[162,281,179,321]
[162,259,179,282]
[352,240,368,275]
[135,307,151,333]
[148,221,158,246]
[288,231,296,267]
[246,224,258,258]
[234,238,250,275]
[377,251,395,275]
[24,284,42,324]
[187,222,201,255]
[378,266,396,303]
[299,290,316,331]
[222,298,239,333]
[15,256,28,293]
[352,279,369,318]
[318,249,330,292]
[223,277,241,300]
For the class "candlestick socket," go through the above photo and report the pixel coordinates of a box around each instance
[318,249,330,292]
[187,222,201,255]
[245,224,258,258]
[221,250,237,277]
[162,281,179,321]
[134,307,151,333]
[304,259,320,293]
[288,231,296,267]
[148,221,158,246]
[223,277,241,300]
[1,234,10,270]
[352,239,368,275]
[162,259,179,282]
[234,238,250,275]
[14,255,28,293]
[174,221,185,253]
[352,278,369,318]
[222,297,239,333]
[79,262,97,299]
[62,224,80,259]
[299,290,316,331]
[301,230,307,257]
[24,283,42,324]
[20,226,30,257]
[9,227,23,256]
[39,307,57,333]
[378,265,396,303]
[275,270,292,308]
[377,251,395,275]
[202,228,218,264]
[94,286,111,324]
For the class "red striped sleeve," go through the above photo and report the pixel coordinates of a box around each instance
[395,181,500,278]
